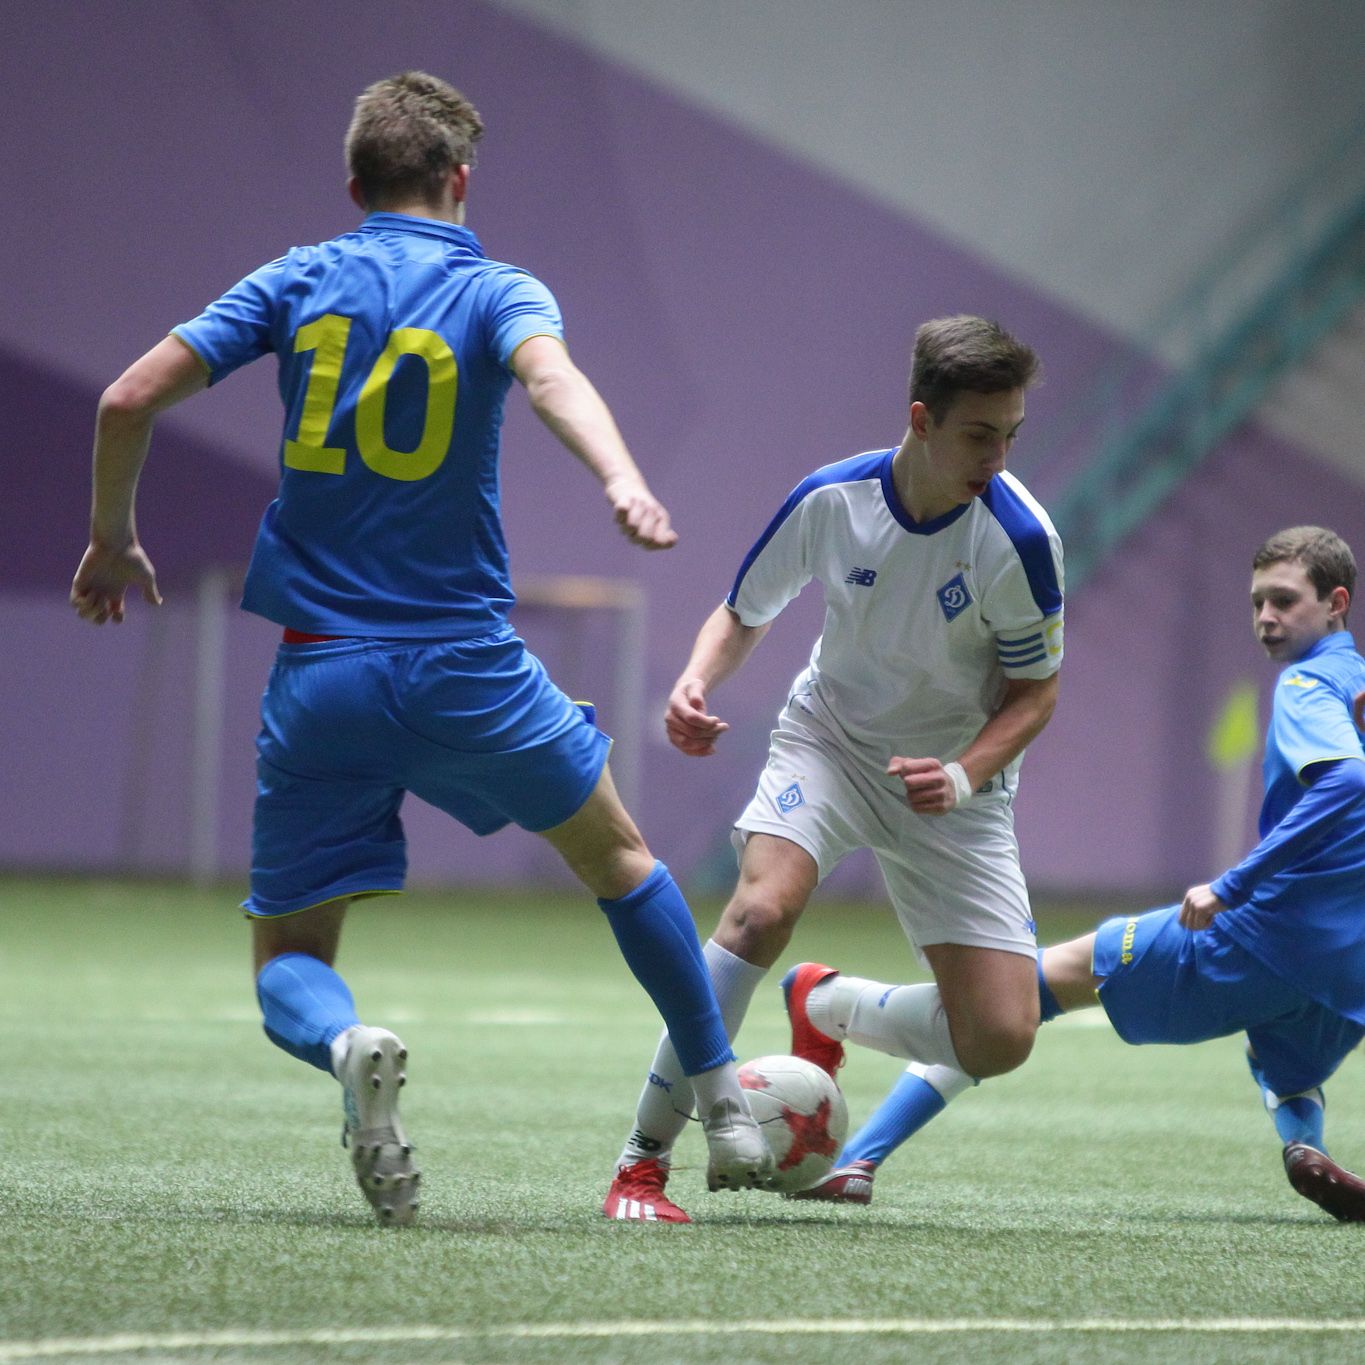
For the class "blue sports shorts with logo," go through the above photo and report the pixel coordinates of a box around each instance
[245,628,611,918]
[1093,904,1364,1097]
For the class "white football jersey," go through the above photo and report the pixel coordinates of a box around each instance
[727,448,1064,782]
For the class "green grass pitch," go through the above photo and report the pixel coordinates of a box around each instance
[3,877,1365,1364]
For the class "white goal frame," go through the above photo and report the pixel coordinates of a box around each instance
[188,569,647,886]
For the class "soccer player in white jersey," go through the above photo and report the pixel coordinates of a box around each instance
[604,315,1063,1222]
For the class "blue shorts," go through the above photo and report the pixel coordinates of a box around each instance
[245,630,611,918]
[1093,905,1364,1097]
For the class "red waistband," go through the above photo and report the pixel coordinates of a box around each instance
[282,628,344,643]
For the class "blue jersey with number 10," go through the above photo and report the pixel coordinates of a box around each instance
[173,213,563,637]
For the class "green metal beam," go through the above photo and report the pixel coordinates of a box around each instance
[1054,186,1365,589]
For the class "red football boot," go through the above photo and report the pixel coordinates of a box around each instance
[1283,1143,1365,1222]
[602,1158,691,1223]
[781,962,846,1078]
[786,1158,877,1205]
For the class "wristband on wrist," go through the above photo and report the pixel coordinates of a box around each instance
[944,761,973,808]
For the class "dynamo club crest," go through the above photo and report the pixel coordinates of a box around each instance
[936,572,973,622]
[773,781,805,817]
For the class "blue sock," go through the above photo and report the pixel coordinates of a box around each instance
[1272,1094,1328,1150]
[256,952,360,1074]
[1246,1051,1327,1151]
[598,861,733,1077]
[1037,952,1063,1023]
[838,1069,947,1167]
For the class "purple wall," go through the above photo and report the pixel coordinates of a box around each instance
[4,2,1357,900]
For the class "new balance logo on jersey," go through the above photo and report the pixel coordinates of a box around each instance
[774,781,805,816]
[845,567,878,587]
[937,572,974,622]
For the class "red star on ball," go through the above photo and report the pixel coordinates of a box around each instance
[777,1098,837,1171]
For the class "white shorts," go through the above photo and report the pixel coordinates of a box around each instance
[732,708,1037,960]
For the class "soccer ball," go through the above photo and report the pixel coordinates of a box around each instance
[738,1054,848,1193]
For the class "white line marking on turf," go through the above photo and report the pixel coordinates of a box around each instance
[477,1009,571,1025]
[5,1319,1365,1359]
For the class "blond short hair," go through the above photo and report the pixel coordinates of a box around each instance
[345,72,484,209]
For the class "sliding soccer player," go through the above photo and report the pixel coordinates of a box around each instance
[798,526,1365,1222]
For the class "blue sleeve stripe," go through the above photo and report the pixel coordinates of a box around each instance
[980,476,1063,616]
[999,649,1048,668]
[997,636,1044,655]
[728,450,892,608]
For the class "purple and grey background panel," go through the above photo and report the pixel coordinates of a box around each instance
[5,2,1365,897]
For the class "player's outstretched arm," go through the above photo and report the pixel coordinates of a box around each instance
[665,604,769,756]
[71,336,208,624]
[1198,757,1365,926]
[890,673,1060,814]
[511,335,676,551]
[1355,688,1365,733]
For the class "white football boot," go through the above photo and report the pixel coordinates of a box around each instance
[702,1096,776,1191]
[337,1025,421,1226]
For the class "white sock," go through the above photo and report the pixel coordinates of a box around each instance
[329,1024,359,1078]
[615,940,767,1171]
[807,973,965,1071]
[909,1060,975,1101]
[689,1058,743,1119]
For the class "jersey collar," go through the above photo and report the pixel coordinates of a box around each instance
[877,450,971,535]
[1293,631,1357,664]
[359,212,486,255]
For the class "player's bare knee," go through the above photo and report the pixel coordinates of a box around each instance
[541,770,656,898]
[716,891,802,966]
[251,899,349,975]
[547,814,653,899]
[955,1018,1037,1078]
[567,846,655,901]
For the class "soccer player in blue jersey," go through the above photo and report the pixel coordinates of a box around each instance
[801,525,1365,1221]
[604,316,1065,1222]
[70,71,772,1225]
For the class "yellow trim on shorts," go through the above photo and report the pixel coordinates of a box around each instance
[241,888,403,921]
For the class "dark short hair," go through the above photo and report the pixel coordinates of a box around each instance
[345,72,484,209]
[1253,526,1356,603]
[909,315,1041,421]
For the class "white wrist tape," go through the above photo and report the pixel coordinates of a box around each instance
[943,761,973,809]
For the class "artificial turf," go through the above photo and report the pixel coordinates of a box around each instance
[3,877,1364,1363]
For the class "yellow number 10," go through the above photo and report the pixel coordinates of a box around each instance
[283,314,458,482]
